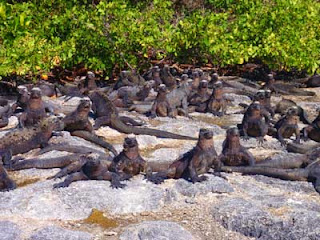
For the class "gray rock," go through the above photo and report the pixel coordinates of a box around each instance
[211,197,320,240]
[232,177,275,197]
[224,93,251,105]
[136,135,169,149]
[29,226,93,240]
[252,195,288,208]
[120,221,195,240]
[0,176,165,220]
[240,137,282,150]
[287,210,320,240]
[251,175,316,193]
[147,146,192,165]
[158,119,224,138]
[0,221,22,240]
[174,175,234,197]
[211,198,285,239]
[55,96,83,114]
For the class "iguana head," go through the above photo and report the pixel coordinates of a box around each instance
[123,135,138,150]
[39,116,64,131]
[199,128,213,140]
[77,98,91,113]
[30,87,42,100]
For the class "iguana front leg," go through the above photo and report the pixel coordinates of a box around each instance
[53,171,89,188]
[50,157,87,179]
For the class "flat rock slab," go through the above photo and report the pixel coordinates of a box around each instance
[120,221,195,240]
[0,221,22,240]
[29,226,93,240]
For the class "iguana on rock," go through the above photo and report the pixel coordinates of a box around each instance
[0,116,64,167]
[62,98,118,156]
[0,164,16,191]
[53,137,155,188]
[221,162,320,194]
[148,128,224,184]
[88,91,197,140]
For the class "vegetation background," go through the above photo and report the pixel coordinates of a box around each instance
[0,0,319,77]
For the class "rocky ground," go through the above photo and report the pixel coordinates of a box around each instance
[0,87,319,240]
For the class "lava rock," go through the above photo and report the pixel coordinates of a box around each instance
[120,221,195,240]
[212,198,286,239]
[0,221,22,240]
[29,226,93,240]
[0,176,165,221]
[174,175,234,197]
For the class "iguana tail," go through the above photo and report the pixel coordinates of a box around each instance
[255,154,308,169]
[37,144,105,156]
[110,118,197,140]
[287,142,320,154]
[221,166,309,181]
[71,130,118,156]
[10,154,81,170]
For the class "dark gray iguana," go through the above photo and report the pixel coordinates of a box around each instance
[0,116,64,167]
[221,162,320,194]
[88,91,197,140]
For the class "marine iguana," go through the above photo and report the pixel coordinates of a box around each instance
[238,90,275,118]
[0,99,12,128]
[148,84,174,118]
[62,99,118,155]
[161,64,177,90]
[148,128,223,184]
[83,71,98,91]
[0,164,16,191]
[263,73,315,96]
[114,70,135,90]
[275,99,310,125]
[52,154,125,189]
[238,102,270,143]
[53,137,156,188]
[256,90,275,117]
[150,66,162,90]
[188,80,211,113]
[88,91,197,140]
[303,109,320,142]
[274,106,301,146]
[286,142,320,154]
[109,81,154,107]
[9,153,83,172]
[207,81,228,116]
[19,88,53,128]
[11,85,30,113]
[166,80,192,117]
[208,73,219,89]
[306,73,320,87]
[219,127,255,166]
[221,162,320,194]
[54,71,97,100]
[127,69,146,86]
[109,136,155,182]
[0,116,64,166]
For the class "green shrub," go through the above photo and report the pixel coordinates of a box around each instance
[0,0,319,77]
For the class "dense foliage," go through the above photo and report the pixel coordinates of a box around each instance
[0,0,319,76]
